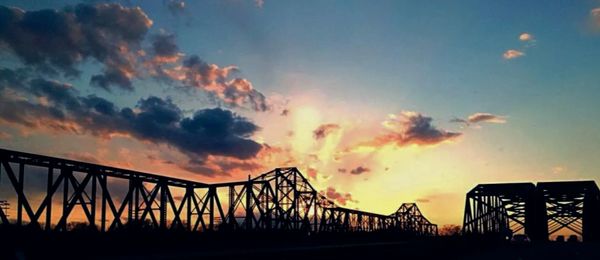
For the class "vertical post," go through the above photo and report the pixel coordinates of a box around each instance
[16,163,24,225]
[228,186,235,227]
[313,192,318,233]
[134,179,139,222]
[293,170,298,230]
[128,176,134,224]
[46,167,53,230]
[90,174,97,229]
[209,186,215,231]
[62,168,70,229]
[187,186,192,231]
[160,181,167,229]
[100,175,107,232]
[246,179,252,230]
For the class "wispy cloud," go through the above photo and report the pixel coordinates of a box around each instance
[591,8,600,28]
[451,112,507,127]
[313,123,341,140]
[467,113,507,124]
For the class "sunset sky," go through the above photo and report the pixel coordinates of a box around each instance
[1,0,600,226]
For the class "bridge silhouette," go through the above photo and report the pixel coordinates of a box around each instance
[463,181,600,241]
[0,148,437,236]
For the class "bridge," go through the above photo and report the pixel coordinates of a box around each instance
[463,181,600,241]
[0,148,437,236]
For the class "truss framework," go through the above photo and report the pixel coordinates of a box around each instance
[463,181,600,241]
[0,148,437,236]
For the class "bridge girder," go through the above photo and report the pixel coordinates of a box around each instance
[0,148,437,236]
[463,181,600,241]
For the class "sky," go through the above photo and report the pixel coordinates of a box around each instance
[1,0,600,227]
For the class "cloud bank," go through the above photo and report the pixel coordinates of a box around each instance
[0,69,263,174]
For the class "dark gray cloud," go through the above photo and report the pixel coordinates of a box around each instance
[396,112,461,145]
[349,166,370,175]
[1,3,271,112]
[0,3,152,90]
[151,32,179,58]
[313,123,340,140]
[352,112,461,150]
[0,71,263,169]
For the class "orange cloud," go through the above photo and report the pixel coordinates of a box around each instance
[503,49,524,60]
[324,187,356,206]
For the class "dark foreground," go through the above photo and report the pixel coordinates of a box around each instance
[1,227,599,259]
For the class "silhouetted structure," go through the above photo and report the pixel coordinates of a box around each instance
[463,181,600,241]
[0,148,436,236]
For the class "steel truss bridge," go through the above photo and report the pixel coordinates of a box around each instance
[463,181,600,241]
[0,148,437,236]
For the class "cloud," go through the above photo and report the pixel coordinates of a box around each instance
[349,166,370,175]
[149,31,182,63]
[591,8,600,28]
[0,4,152,91]
[166,0,186,15]
[503,49,524,60]
[449,117,469,125]
[337,168,347,173]
[451,113,506,128]
[467,113,507,124]
[157,55,269,111]
[519,33,534,42]
[0,3,270,112]
[351,112,460,151]
[280,109,290,116]
[0,71,263,174]
[324,187,356,206]
[313,123,340,140]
